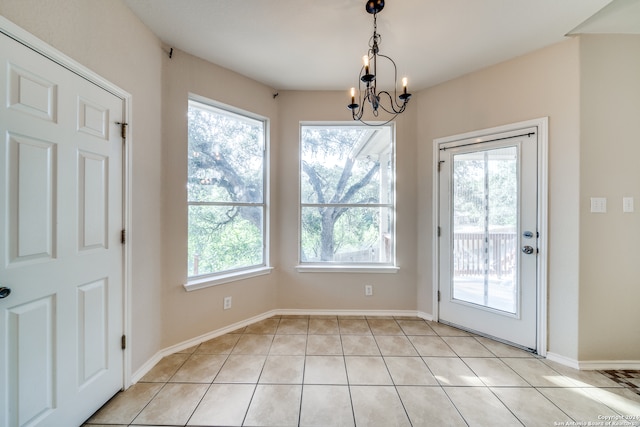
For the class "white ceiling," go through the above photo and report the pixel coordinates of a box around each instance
[123,0,640,92]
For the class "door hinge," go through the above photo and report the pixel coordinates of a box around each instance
[437,226,441,237]
[437,290,441,302]
[438,160,445,172]
[121,229,126,244]
[116,121,128,139]
[121,334,126,350]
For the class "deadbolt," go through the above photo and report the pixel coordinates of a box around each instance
[521,246,535,255]
[0,287,11,299]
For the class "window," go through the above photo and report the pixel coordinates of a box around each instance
[187,98,267,281]
[299,124,395,266]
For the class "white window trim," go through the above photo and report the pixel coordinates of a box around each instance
[295,265,399,273]
[298,122,397,267]
[187,94,271,283]
[184,266,274,291]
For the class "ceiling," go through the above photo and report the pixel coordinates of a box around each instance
[123,0,640,92]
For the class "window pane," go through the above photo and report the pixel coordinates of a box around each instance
[299,124,394,265]
[301,127,388,204]
[188,103,264,203]
[451,147,518,313]
[188,205,264,277]
[301,206,392,263]
[187,99,266,279]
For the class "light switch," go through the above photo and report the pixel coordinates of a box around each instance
[623,197,634,213]
[590,197,607,213]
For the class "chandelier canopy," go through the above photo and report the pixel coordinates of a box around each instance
[348,0,411,125]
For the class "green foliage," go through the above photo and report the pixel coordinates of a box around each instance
[453,147,517,231]
[300,126,392,262]
[187,101,265,277]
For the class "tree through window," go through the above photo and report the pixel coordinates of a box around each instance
[187,99,267,278]
[300,124,395,264]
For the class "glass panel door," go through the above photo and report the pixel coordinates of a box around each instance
[452,147,518,314]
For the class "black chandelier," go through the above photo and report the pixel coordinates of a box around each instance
[348,0,411,125]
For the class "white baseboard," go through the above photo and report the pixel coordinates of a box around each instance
[546,352,581,370]
[275,308,421,318]
[578,360,640,370]
[131,310,278,384]
[546,352,640,371]
[416,311,434,321]
[130,309,427,385]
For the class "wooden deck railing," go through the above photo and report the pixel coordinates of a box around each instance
[453,232,516,278]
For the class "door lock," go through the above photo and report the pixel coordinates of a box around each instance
[521,246,535,255]
[0,287,11,299]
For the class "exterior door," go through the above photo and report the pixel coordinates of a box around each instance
[438,129,538,350]
[0,32,124,426]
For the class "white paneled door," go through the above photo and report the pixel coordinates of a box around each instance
[438,129,539,351]
[0,32,124,426]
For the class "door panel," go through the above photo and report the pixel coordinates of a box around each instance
[0,32,124,426]
[439,130,538,350]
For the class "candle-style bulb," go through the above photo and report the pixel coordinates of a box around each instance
[363,55,370,74]
[350,87,356,98]
[402,77,408,95]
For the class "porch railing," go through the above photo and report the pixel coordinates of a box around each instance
[453,232,517,278]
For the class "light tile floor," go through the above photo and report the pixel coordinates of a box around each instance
[84,315,640,426]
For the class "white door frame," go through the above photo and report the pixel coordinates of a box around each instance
[432,118,548,356]
[0,17,134,387]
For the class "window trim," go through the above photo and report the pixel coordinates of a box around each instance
[298,122,396,267]
[186,95,270,288]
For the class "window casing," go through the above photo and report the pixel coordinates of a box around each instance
[187,98,268,282]
[299,123,395,267]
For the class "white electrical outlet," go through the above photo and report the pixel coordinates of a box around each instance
[623,197,634,213]
[223,296,232,310]
[365,285,373,296]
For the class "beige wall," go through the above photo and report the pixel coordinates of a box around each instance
[160,50,279,347]
[2,0,637,369]
[578,35,640,361]
[415,38,583,359]
[275,91,418,312]
[0,0,164,372]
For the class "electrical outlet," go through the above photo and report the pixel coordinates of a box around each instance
[223,296,232,310]
[365,285,373,296]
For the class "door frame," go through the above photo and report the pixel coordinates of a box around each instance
[432,118,548,356]
[0,17,134,387]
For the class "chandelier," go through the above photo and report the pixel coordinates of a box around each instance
[348,0,411,125]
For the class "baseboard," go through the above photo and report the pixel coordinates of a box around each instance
[275,308,421,318]
[546,352,581,370]
[131,310,278,384]
[545,352,640,371]
[130,308,429,385]
[578,360,640,370]
[416,311,433,321]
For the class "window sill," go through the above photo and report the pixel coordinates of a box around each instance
[295,265,399,274]
[184,266,273,292]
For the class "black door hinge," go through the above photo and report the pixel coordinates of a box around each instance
[116,121,128,139]
[121,335,126,350]
[121,229,126,244]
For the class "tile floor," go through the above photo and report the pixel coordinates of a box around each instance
[84,315,640,426]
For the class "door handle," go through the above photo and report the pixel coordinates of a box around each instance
[521,246,535,255]
[0,287,11,299]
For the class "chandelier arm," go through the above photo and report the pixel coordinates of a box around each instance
[376,91,405,115]
[376,53,408,110]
